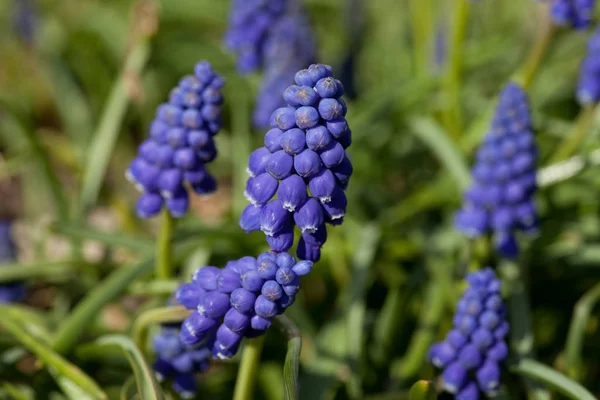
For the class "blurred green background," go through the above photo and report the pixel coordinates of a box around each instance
[1,0,600,399]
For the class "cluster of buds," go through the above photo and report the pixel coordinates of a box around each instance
[549,0,596,29]
[428,268,509,400]
[126,61,223,219]
[240,64,353,262]
[0,221,25,303]
[454,83,537,258]
[175,252,313,359]
[152,322,212,398]
[577,29,600,105]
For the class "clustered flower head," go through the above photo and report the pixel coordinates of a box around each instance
[549,0,596,29]
[240,64,353,262]
[454,83,537,258]
[153,321,212,398]
[224,0,289,74]
[126,61,223,219]
[577,28,600,105]
[253,11,316,128]
[0,221,25,304]
[174,252,313,359]
[428,268,509,400]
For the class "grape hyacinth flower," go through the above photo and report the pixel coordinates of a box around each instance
[252,11,316,128]
[0,221,25,303]
[153,322,213,398]
[241,64,353,262]
[126,61,223,219]
[454,83,537,258]
[428,268,509,399]
[577,28,600,105]
[549,0,596,29]
[176,252,313,360]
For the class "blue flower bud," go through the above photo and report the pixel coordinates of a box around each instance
[245,173,278,206]
[476,361,500,395]
[428,342,457,368]
[128,159,160,191]
[442,362,467,394]
[455,315,477,335]
[297,235,321,262]
[309,169,337,202]
[136,193,163,218]
[166,191,189,217]
[276,175,308,212]
[247,147,271,177]
[292,260,313,276]
[193,266,220,291]
[456,382,479,400]
[276,267,297,286]
[172,353,194,373]
[471,328,494,349]
[198,291,231,319]
[322,188,347,221]
[150,120,169,143]
[294,198,324,233]
[306,126,332,151]
[331,156,353,187]
[173,373,196,398]
[494,321,509,339]
[191,174,217,195]
[264,128,284,152]
[224,308,250,333]
[281,128,307,155]
[153,358,173,381]
[158,169,184,198]
[277,292,296,310]
[479,310,500,330]
[166,127,187,148]
[216,324,243,349]
[176,283,204,310]
[230,288,257,314]
[240,204,263,233]
[255,294,278,318]
[250,315,272,331]
[319,142,346,168]
[196,139,218,162]
[307,64,332,84]
[257,258,278,280]
[315,77,340,98]
[276,252,296,268]
[158,104,183,126]
[261,280,283,301]
[457,344,483,369]
[266,150,294,180]
[271,107,297,130]
[326,118,348,138]
[295,106,320,129]
[294,69,313,86]
[266,223,294,252]
[241,269,265,292]
[447,330,468,349]
[294,149,322,178]
[216,269,242,293]
[187,129,211,150]
[318,98,344,121]
[181,311,218,345]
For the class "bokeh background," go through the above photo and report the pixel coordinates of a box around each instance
[1,0,600,399]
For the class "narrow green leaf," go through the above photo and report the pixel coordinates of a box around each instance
[564,281,600,379]
[408,380,436,400]
[51,222,154,253]
[407,117,471,191]
[511,359,596,400]
[79,39,152,212]
[1,383,34,400]
[0,261,79,282]
[95,335,165,400]
[0,306,107,400]
[274,316,302,400]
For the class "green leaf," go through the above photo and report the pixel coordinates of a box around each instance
[51,222,154,253]
[95,335,165,400]
[564,281,600,379]
[511,359,596,400]
[408,381,436,400]
[0,260,79,283]
[274,316,302,400]
[0,306,107,400]
[407,117,471,191]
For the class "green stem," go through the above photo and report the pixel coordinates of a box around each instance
[274,316,302,400]
[441,0,469,140]
[564,281,600,380]
[409,0,433,78]
[233,336,265,400]
[156,209,175,280]
[549,107,596,163]
[513,12,555,90]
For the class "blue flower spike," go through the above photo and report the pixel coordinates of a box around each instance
[126,61,224,219]
[240,64,353,262]
[454,83,537,258]
[428,268,509,399]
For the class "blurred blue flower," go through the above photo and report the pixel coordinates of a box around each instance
[241,64,353,262]
[126,61,223,219]
[549,0,596,29]
[0,221,25,304]
[455,83,537,258]
[428,268,509,399]
[12,0,37,46]
[175,252,313,360]
[577,28,600,105]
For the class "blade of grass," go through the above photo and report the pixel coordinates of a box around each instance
[510,359,596,400]
[274,315,302,400]
[95,334,165,400]
[0,260,80,282]
[0,306,107,400]
[51,222,153,253]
